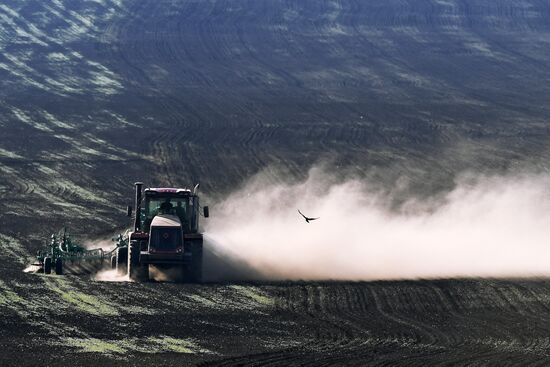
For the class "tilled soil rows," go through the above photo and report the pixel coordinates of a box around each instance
[2,257,550,366]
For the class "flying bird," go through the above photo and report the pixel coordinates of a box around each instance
[298,209,319,223]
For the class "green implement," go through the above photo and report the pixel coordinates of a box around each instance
[34,229,127,275]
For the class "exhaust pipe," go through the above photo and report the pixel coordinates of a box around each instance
[134,182,143,232]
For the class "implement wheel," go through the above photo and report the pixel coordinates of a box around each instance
[44,257,52,274]
[55,258,63,275]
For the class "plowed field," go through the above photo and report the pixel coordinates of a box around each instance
[2,0,550,365]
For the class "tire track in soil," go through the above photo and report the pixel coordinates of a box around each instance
[208,284,438,366]
[202,280,550,366]
[100,0,223,184]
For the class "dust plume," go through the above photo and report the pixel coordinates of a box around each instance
[82,238,117,250]
[204,167,550,281]
[94,269,129,282]
[87,235,128,281]
[148,265,182,282]
[23,265,40,273]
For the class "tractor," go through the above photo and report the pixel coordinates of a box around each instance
[113,182,209,282]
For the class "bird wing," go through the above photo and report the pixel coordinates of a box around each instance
[297,209,307,219]
[308,217,320,221]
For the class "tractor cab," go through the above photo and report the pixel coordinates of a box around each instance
[141,188,200,233]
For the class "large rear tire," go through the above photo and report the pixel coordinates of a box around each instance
[189,242,203,283]
[174,265,187,283]
[128,241,148,282]
[55,258,63,275]
[116,247,128,275]
[44,257,52,274]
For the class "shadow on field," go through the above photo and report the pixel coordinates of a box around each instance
[203,237,267,282]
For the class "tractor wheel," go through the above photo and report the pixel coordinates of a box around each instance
[44,257,52,274]
[128,241,147,281]
[110,255,116,270]
[140,263,149,282]
[55,258,63,275]
[190,244,203,283]
[116,247,128,275]
[174,265,187,283]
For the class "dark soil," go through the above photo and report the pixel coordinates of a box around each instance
[3,259,550,366]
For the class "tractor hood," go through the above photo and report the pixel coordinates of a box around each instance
[150,214,181,228]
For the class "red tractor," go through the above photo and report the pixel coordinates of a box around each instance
[114,182,209,282]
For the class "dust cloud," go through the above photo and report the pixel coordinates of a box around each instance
[23,265,40,273]
[204,167,550,281]
[94,269,129,282]
[87,236,128,281]
[82,238,116,250]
